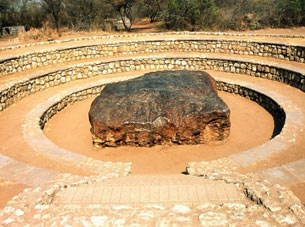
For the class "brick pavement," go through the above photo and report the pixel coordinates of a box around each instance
[56,175,242,206]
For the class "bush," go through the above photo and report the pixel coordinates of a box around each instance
[277,0,305,26]
[162,0,219,31]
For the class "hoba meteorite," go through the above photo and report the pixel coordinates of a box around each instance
[89,70,230,147]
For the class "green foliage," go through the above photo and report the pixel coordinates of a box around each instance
[42,0,62,30]
[213,0,305,30]
[0,0,45,29]
[21,1,46,29]
[142,0,162,22]
[163,0,219,30]
[64,0,98,30]
[0,0,10,13]
[198,0,219,29]
[277,0,305,26]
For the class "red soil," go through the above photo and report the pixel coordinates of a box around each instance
[44,92,274,174]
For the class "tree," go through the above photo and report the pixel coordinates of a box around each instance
[249,0,278,28]
[195,0,219,30]
[143,0,162,22]
[0,0,22,29]
[111,0,138,31]
[164,0,196,30]
[42,0,62,31]
[19,0,45,30]
[163,0,219,31]
[63,0,97,30]
[277,0,305,26]
[0,0,10,13]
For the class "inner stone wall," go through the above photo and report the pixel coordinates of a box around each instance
[217,82,285,137]
[39,80,285,141]
[40,86,103,128]
[1,39,304,76]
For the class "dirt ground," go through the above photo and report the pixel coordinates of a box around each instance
[0,18,304,48]
[0,84,304,209]
[0,19,163,48]
[289,183,305,204]
[0,179,26,209]
[44,92,274,174]
[237,27,305,35]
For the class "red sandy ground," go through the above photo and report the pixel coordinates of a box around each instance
[0,179,26,208]
[44,92,274,174]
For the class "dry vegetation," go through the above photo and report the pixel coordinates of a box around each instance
[1,0,305,35]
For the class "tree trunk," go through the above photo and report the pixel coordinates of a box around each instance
[119,5,132,32]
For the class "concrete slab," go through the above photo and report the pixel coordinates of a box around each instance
[256,166,300,186]
[283,159,305,181]
[56,175,243,205]
[0,154,14,169]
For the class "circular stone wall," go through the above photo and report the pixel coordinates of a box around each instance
[1,32,305,226]
[44,90,273,174]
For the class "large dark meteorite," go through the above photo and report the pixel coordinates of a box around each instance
[89,70,230,147]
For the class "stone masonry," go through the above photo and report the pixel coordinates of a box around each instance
[0,39,304,77]
[1,54,305,113]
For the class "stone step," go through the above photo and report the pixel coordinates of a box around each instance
[256,167,301,186]
[56,175,242,205]
[284,159,305,181]
[0,154,58,187]
[1,32,304,55]
[256,159,305,186]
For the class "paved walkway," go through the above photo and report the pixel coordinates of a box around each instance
[256,159,305,185]
[55,175,242,206]
[0,154,58,187]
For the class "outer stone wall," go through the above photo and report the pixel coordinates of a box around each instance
[1,31,304,52]
[1,56,304,112]
[1,39,304,76]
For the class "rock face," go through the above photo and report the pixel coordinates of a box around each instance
[89,70,230,147]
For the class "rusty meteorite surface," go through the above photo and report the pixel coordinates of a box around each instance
[89,70,231,147]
